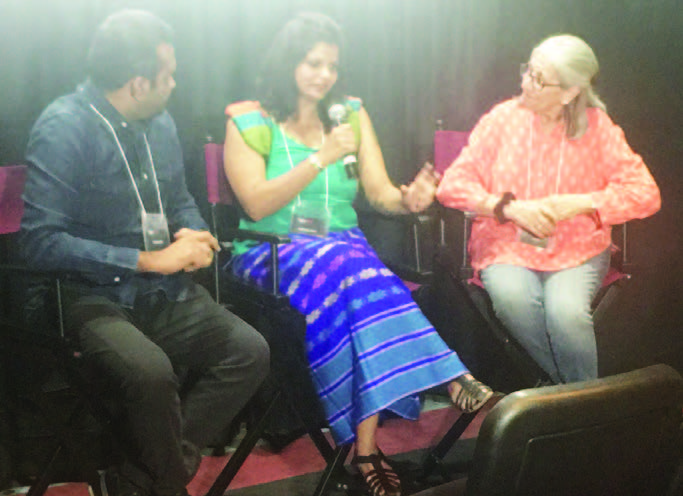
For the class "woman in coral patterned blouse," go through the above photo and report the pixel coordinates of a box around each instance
[437,34,660,384]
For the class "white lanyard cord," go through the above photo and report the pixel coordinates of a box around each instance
[526,115,565,199]
[89,104,165,216]
[279,124,329,211]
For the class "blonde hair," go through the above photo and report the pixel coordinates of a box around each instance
[534,34,606,139]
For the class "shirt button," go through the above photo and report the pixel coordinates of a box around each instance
[114,276,120,283]
[142,173,148,180]
[121,122,128,128]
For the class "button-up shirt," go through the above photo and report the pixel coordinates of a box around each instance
[20,80,208,306]
[437,98,661,273]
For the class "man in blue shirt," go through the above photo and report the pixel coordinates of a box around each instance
[19,10,269,496]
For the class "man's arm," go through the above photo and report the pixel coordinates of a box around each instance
[138,229,219,274]
[20,107,142,284]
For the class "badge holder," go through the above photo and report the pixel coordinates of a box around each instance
[344,156,359,179]
[518,228,550,250]
[142,211,171,251]
[290,201,331,237]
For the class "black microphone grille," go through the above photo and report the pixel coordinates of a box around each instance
[328,103,347,123]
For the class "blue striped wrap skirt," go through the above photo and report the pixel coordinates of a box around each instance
[230,227,468,444]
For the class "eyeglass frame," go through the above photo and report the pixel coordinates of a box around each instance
[520,62,563,91]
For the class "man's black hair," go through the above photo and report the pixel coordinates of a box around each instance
[87,9,174,91]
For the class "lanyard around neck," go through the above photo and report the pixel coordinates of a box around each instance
[279,124,329,211]
[526,115,565,199]
[89,104,165,216]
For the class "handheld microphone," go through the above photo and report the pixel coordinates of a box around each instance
[327,103,358,179]
[328,103,347,126]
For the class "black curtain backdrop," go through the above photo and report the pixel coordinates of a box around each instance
[1,0,681,373]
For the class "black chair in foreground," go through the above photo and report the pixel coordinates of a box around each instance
[412,363,683,496]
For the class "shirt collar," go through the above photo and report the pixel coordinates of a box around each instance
[77,79,149,134]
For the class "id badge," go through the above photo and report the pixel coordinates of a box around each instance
[141,211,170,251]
[290,201,330,237]
[518,228,550,249]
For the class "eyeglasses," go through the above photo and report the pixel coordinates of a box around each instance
[520,63,562,91]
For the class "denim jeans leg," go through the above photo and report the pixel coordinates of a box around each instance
[543,250,610,383]
[481,264,562,383]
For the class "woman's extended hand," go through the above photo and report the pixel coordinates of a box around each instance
[400,162,440,212]
[504,199,556,238]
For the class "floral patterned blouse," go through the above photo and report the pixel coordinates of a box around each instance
[436,98,661,273]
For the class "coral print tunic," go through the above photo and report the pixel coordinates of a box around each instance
[436,98,660,273]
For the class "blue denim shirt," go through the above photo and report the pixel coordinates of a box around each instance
[19,81,208,307]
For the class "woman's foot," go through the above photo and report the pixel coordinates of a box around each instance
[352,449,401,496]
[449,374,494,413]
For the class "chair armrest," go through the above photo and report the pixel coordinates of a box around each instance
[433,208,476,281]
[0,263,70,341]
[609,223,632,274]
[458,212,475,280]
[0,314,66,352]
[214,229,291,299]
[359,207,439,282]
[222,228,291,245]
[0,263,53,276]
[399,210,438,281]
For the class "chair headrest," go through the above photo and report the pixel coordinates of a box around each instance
[204,143,234,206]
[433,130,470,176]
[0,165,27,235]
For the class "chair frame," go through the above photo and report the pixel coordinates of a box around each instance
[453,211,631,386]
[206,138,498,493]
[0,165,112,496]
[432,128,633,388]
[203,141,352,496]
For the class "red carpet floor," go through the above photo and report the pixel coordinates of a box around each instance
[6,403,492,496]
[188,404,487,495]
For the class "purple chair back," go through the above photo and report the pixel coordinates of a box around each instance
[433,130,470,176]
[204,142,235,206]
[0,165,27,235]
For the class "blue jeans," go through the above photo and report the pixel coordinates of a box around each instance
[480,250,610,383]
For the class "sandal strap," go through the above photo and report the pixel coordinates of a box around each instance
[363,469,401,495]
[376,448,397,469]
[452,376,493,413]
[352,452,401,496]
[351,452,382,465]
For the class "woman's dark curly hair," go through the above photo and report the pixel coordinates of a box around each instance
[256,12,346,131]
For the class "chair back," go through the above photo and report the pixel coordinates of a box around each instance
[433,130,470,176]
[204,142,235,206]
[465,363,683,496]
[0,165,27,235]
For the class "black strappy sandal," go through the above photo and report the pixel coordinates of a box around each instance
[351,451,401,496]
[449,374,494,413]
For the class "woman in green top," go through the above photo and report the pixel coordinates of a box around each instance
[224,12,492,496]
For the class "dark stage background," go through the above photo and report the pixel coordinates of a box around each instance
[1,0,681,376]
